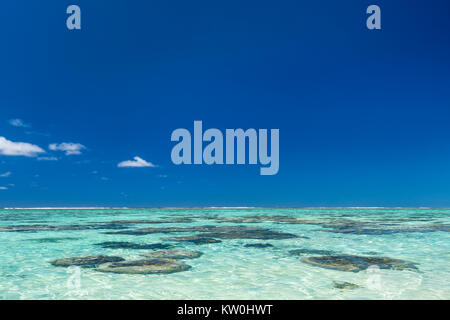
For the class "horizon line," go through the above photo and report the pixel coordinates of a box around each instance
[0,206,445,210]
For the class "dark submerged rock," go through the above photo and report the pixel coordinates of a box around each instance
[362,251,380,255]
[141,250,203,259]
[90,223,130,230]
[332,281,361,290]
[244,243,274,248]
[162,236,222,245]
[94,241,172,250]
[0,224,91,232]
[214,215,323,225]
[160,228,296,241]
[211,215,450,235]
[108,218,194,224]
[28,237,80,243]
[301,255,418,272]
[96,258,191,274]
[106,225,265,236]
[288,249,335,256]
[319,220,450,235]
[200,229,297,240]
[51,255,125,267]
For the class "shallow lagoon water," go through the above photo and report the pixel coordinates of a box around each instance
[0,208,449,299]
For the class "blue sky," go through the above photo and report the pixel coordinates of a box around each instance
[1,0,450,207]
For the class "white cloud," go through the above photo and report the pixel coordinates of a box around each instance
[37,156,58,161]
[0,137,45,157]
[0,172,11,177]
[8,118,30,128]
[118,156,155,168]
[49,142,86,155]
[0,186,7,190]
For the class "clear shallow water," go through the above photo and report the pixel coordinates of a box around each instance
[0,208,449,300]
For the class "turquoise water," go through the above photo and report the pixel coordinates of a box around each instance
[0,208,449,300]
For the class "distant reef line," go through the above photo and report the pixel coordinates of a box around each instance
[0,206,441,210]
